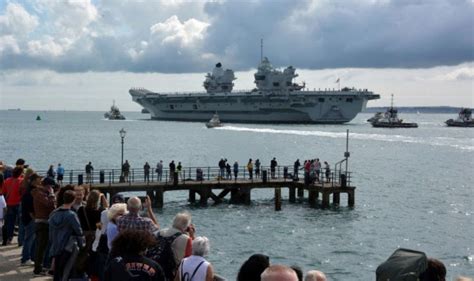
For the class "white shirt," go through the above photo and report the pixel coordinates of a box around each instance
[179,255,209,281]
[0,195,6,224]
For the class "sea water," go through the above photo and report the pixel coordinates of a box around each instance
[1,111,473,280]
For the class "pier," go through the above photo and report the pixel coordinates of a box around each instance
[41,165,355,210]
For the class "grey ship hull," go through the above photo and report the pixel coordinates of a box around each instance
[130,89,379,124]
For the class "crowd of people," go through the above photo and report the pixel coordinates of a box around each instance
[0,158,468,281]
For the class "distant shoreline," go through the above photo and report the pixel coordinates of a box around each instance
[1,106,471,114]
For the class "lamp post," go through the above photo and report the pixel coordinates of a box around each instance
[119,128,126,183]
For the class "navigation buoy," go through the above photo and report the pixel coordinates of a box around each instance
[36,115,41,121]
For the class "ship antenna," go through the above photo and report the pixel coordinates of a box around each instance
[260,38,263,62]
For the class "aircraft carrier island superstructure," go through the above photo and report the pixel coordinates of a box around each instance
[129,57,380,123]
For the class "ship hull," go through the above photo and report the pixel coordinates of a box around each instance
[130,89,379,124]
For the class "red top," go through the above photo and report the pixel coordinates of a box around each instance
[3,177,23,206]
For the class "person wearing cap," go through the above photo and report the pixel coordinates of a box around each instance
[32,176,56,275]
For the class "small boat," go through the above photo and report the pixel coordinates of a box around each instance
[36,115,41,121]
[104,101,126,120]
[445,108,474,127]
[367,112,383,123]
[206,113,222,128]
[371,95,418,128]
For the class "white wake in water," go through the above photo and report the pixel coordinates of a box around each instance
[217,126,474,151]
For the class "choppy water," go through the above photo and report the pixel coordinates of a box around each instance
[1,110,473,280]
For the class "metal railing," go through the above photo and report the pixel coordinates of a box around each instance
[35,164,352,188]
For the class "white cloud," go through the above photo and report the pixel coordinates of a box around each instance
[0,35,20,54]
[0,2,38,36]
[150,15,209,47]
[443,66,474,81]
[27,36,66,57]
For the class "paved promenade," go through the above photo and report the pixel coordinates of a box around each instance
[0,237,51,281]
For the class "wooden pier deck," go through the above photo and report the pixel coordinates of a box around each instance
[89,178,355,210]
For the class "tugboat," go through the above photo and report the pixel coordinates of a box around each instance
[104,101,126,120]
[371,95,418,128]
[367,112,384,123]
[206,113,222,128]
[445,108,474,127]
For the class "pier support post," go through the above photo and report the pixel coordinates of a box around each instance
[241,187,251,205]
[348,189,355,207]
[155,187,164,209]
[289,187,296,203]
[199,187,210,206]
[333,192,340,206]
[308,188,317,208]
[189,190,196,203]
[297,187,304,198]
[275,187,282,211]
[322,191,330,209]
[230,189,239,204]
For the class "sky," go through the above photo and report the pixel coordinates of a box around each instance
[0,0,473,111]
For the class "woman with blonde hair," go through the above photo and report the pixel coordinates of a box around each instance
[106,203,127,249]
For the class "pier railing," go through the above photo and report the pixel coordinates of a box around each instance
[36,165,352,188]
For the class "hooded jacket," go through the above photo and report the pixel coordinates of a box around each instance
[48,207,84,257]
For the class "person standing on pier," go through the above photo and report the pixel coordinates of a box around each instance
[177,162,183,181]
[315,159,321,182]
[293,159,300,180]
[47,165,55,180]
[2,167,23,246]
[233,161,239,180]
[156,161,163,182]
[218,159,225,179]
[270,158,278,179]
[122,160,131,182]
[144,162,150,183]
[324,161,331,183]
[169,161,176,181]
[247,159,253,180]
[85,162,94,183]
[255,159,261,178]
[56,163,64,186]
[226,162,231,180]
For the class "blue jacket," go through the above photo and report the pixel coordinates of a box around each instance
[49,207,84,256]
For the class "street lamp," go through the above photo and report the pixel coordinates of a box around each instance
[119,128,126,182]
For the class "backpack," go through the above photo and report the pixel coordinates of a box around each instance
[146,231,182,281]
[376,248,428,281]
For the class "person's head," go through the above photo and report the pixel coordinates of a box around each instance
[86,189,101,210]
[57,185,75,206]
[110,230,155,258]
[160,160,162,163]
[88,162,91,165]
[192,236,210,257]
[237,254,270,281]
[290,266,303,281]
[58,163,61,167]
[261,265,298,281]
[74,185,85,203]
[107,203,128,222]
[63,190,76,206]
[324,161,328,165]
[111,193,125,204]
[12,167,23,178]
[419,258,446,281]
[172,211,192,232]
[29,173,43,187]
[127,196,142,213]
[15,158,25,168]
[49,165,53,169]
[305,270,327,281]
